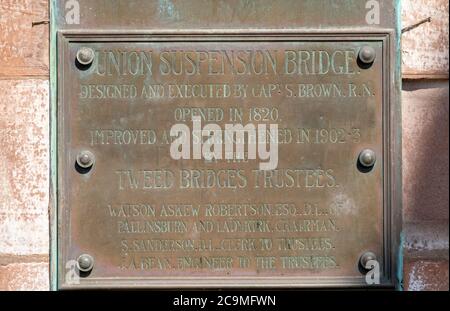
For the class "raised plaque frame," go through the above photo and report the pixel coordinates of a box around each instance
[53,29,402,290]
[50,0,402,291]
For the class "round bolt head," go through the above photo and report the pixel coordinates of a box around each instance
[76,47,95,66]
[76,150,95,169]
[360,252,377,270]
[359,149,376,168]
[77,254,94,273]
[358,46,376,65]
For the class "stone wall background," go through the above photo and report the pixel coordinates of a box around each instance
[401,0,449,291]
[0,0,448,290]
[0,0,49,290]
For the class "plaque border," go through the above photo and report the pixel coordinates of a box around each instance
[51,29,402,290]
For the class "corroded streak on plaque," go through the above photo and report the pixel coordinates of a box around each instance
[57,35,390,288]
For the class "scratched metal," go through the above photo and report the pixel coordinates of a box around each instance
[54,1,402,289]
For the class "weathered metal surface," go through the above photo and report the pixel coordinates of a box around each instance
[54,0,398,30]
[53,0,402,289]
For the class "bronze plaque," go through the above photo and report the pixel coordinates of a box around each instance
[54,1,402,289]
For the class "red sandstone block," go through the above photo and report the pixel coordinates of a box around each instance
[402,0,449,78]
[402,81,449,222]
[0,0,49,77]
[0,262,49,291]
[404,258,449,291]
[0,79,49,255]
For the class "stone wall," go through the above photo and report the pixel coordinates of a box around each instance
[401,0,449,291]
[0,0,50,290]
[0,0,448,291]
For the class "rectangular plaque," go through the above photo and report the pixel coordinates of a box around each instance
[53,0,402,289]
